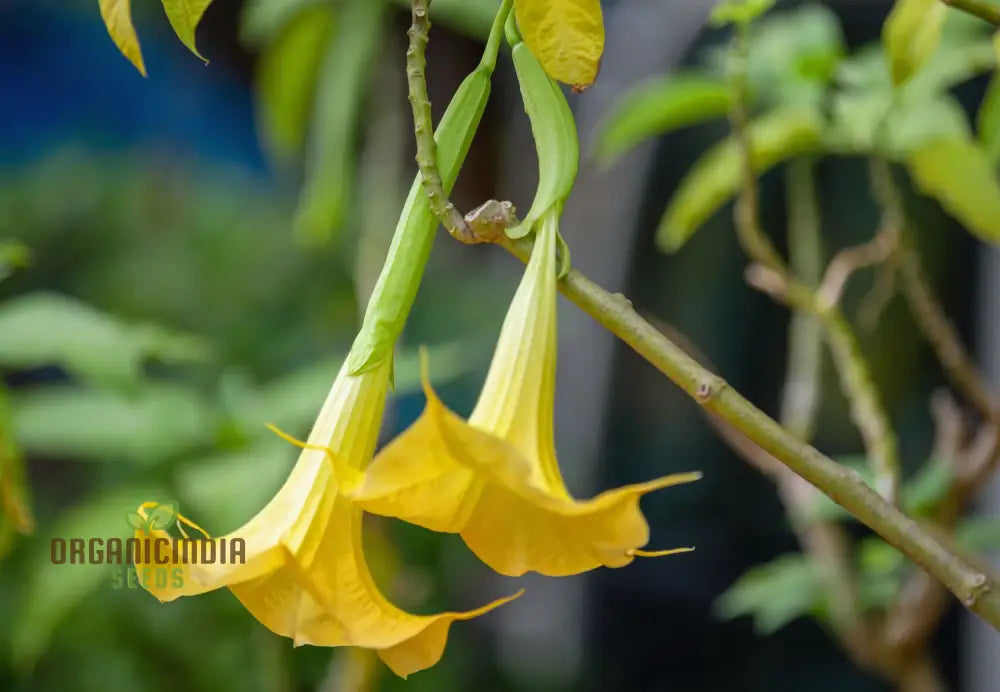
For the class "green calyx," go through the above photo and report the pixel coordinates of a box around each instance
[346,0,512,375]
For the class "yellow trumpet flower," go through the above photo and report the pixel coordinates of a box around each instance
[344,209,701,577]
[132,359,519,678]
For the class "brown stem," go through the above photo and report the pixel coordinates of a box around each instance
[406,0,475,243]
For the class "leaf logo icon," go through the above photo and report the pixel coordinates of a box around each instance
[127,501,180,534]
[147,503,178,531]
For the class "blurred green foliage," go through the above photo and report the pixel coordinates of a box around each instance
[600,1,1000,644]
[0,2,509,688]
[596,3,1000,249]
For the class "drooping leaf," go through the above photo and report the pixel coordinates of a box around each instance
[293,0,384,245]
[11,485,163,670]
[883,0,947,85]
[160,0,215,62]
[99,0,147,76]
[0,292,211,387]
[908,138,1000,244]
[714,554,823,634]
[594,74,731,164]
[254,4,336,163]
[657,107,823,252]
[515,0,605,89]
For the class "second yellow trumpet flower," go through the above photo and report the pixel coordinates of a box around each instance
[344,208,700,577]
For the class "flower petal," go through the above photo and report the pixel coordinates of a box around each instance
[134,448,336,602]
[468,210,567,498]
[344,366,484,533]
[438,409,701,576]
[289,498,521,678]
[357,373,701,576]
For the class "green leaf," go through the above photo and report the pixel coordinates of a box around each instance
[293,0,384,245]
[99,0,146,77]
[254,4,336,163]
[904,37,996,95]
[160,0,214,62]
[10,384,216,465]
[978,73,1000,165]
[714,554,823,634]
[885,94,971,156]
[594,73,731,164]
[829,47,976,156]
[125,512,145,529]
[515,0,605,88]
[726,3,845,108]
[0,292,211,387]
[11,485,163,670]
[883,0,947,85]
[657,107,823,252]
[908,138,1000,244]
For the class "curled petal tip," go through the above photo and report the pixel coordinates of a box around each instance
[628,547,696,558]
[455,588,526,621]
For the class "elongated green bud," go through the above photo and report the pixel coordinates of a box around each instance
[346,2,510,375]
[506,38,580,239]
